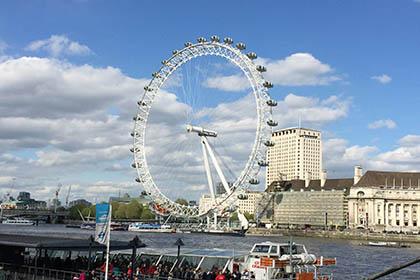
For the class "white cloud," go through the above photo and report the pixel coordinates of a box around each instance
[25,35,92,57]
[258,53,340,86]
[323,135,420,177]
[368,119,397,129]
[203,74,249,92]
[371,74,392,84]
[203,53,341,91]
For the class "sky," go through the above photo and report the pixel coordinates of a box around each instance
[0,0,419,203]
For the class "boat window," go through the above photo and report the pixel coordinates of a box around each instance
[269,246,278,254]
[199,257,229,271]
[252,245,270,253]
[279,245,305,255]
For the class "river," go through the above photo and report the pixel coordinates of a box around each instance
[0,224,419,279]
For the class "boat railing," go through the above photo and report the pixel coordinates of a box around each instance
[0,261,105,280]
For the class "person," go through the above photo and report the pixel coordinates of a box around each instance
[250,271,255,280]
[215,271,225,280]
[79,272,86,280]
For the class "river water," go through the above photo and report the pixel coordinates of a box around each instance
[0,224,419,280]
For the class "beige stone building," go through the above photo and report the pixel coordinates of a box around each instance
[348,169,420,233]
[266,127,322,187]
[261,177,352,228]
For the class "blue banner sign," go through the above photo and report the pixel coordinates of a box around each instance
[95,203,111,245]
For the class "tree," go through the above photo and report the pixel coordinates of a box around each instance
[175,198,189,206]
[115,204,128,219]
[69,204,87,220]
[126,200,142,219]
[140,205,155,220]
[111,201,120,218]
[230,212,239,221]
[244,211,254,221]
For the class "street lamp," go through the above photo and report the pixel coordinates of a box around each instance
[129,236,142,280]
[174,238,184,258]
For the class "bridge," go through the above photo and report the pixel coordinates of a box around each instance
[0,209,70,223]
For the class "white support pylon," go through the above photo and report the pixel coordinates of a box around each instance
[201,137,216,202]
[202,136,231,195]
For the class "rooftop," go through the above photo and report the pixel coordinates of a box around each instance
[0,234,145,251]
[267,178,353,192]
[356,170,420,188]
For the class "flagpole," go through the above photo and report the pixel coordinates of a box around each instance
[104,204,112,280]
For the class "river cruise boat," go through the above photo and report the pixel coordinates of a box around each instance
[123,241,336,280]
[1,218,35,225]
[128,222,173,233]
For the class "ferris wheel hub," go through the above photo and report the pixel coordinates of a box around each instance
[186,124,218,137]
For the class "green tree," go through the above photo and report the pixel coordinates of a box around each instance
[126,200,142,219]
[111,201,120,218]
[69,204,87,220]
[81,205,95,219]
[230,212,239,221]
[115,204,128,219]
[243,211,254,221]
[140,205,155,220]
[175,198,189,206]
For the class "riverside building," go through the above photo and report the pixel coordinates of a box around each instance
[266,127,322,188]
[261,173,353,229]
[348,168,420,233]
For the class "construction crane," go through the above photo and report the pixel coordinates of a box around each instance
[65,185,72,208]
[54,183,62,213]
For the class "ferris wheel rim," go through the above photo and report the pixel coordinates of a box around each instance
[132,37,274,218]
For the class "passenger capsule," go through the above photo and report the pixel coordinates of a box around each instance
[223,37,233,44]
[267,119,278,127]
[256,65,267,72]
[267,99,278,106]
[236,42,246,50]
[264,140,275,147]
[258,160,269,167]
[263,81,274,88]
[130,132,135,137]
[144,86,153,91]
[152,72,161,78]
[249,178,260,185]
[172,50,178,55]
[247,52,257,59]
[197,37,207,43]
[130,147,134,153]
[161,60,168,65]
[238,194,249,200]
[184,42,193,47]
[133,116,142,121]
[141,191,148,196]
[131,163,137,168]
[210,35,220,42]
[138,100,147,106]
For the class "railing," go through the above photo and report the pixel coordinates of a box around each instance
[0,262,103,280]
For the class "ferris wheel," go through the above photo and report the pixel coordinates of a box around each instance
[131,36,277,218]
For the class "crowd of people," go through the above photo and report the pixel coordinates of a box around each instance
[71,257,256,280]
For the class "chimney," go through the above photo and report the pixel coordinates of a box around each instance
[354,165,363,185]
[321,170,327,187]
[305,171,311,188]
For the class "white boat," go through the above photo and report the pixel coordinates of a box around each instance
[128,222,173,233]
[2,218,35,225]
[124,241,335,280]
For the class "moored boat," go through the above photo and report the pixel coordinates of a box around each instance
[2,218,35,226]
[128,222,173,233]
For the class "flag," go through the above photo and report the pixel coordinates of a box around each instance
[95,203,111,245]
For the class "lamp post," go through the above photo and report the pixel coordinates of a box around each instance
[174,238,184,259]
[130,236,141,280]
[87,235,94,273]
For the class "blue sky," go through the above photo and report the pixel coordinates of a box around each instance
[0,0,419,201]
